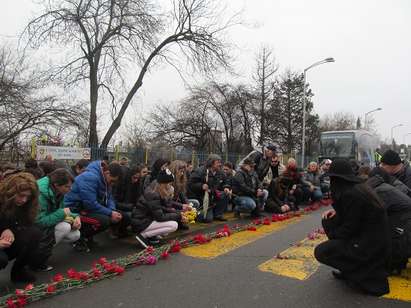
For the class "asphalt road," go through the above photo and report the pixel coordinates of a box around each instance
[7,211,407,308]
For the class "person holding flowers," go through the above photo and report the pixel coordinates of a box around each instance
[31,169,80,271]
[132,169,187,248]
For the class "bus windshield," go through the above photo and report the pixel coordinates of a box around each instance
[320,133,355,158]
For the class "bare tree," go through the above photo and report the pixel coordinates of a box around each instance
[25,0,237,148]
[320,111,356,132]
[0,45,84,150]
[253,45,278,145]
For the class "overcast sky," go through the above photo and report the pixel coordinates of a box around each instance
[1,0,411,144]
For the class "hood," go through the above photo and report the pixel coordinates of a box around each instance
[37,176,51,195]
[366,175,384,189]
[85,160,103,177]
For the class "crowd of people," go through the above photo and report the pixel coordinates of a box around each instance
[0,146,410,298]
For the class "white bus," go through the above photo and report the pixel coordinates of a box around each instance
[319,130,378,166]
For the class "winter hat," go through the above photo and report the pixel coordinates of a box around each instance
[242,158,255,166]
[266,144,277,152]
[381,150,402,166]
[327,159,363,183]
[157,168,174,183]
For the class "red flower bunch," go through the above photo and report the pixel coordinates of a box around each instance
[253,218,262,225]
[53,273,64,283]
[161,251,170,259]
[67,268,81,280]
[193,233,209,244]
[170,241,181,253]
[6,297,27,308]
[46,284,56,294]
[93,268,102,279]
[6,298,17,308]
[263,218,271,225]
[144,255,157,265]
[247,226,257,231]
[24,284,33,291]
[78,272,90,281]
[98,257,108,265]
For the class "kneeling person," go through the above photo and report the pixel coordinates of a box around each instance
[65,161,131,252]
[232,159,267,218]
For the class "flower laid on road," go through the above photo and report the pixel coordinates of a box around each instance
[0,209,319,308]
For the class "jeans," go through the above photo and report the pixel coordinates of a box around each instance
[141,221,178,238]
[303,187,323,202]
[234,196,256,213]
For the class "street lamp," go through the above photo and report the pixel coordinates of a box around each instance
[391,124,403,148]
[364,108,382,130]
[301,57,335,168]
[403,132,411,145]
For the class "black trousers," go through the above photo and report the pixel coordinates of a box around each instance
[0,226,42,272]
[79,210,131,239]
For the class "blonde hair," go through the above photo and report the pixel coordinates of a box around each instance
[0,172,39,225]
[307,161,318,172]
[154,182,174,200]
[169,160,187,196]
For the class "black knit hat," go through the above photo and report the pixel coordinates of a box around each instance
[266,144,277,152]
[381,150,402,166]
[327,159,363,183]
[157,169,174,183]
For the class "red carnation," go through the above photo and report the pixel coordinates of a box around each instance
[113,266,125,275]
[170,242,181,253]
[17,297,27,307]
[53,273,64,283]
[6,298,16,308]
[247,226,257,231]
[46,284,56,293]
[15,289,24,297]
[98,257,108,265]
[263,218,271,225]
[145,246,154,254]
[78,272,90,281]
[253,219,262,225]
[92,269,102,279]
[24,284,34,291]
[67,268,81,280]
[161,251,170,259]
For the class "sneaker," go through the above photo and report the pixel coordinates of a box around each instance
[135,234,149,248]
[72,238,91,253]
[86,237,100,248]
[31,264,54,272]
[11,268,36,284]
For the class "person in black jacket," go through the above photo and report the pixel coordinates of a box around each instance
[232,159,267,218]
[0,173,42,283]
[380,150,411,189]
[314,159,391,296]
[265,176,298,213]
[367,167,411,272]
[187,154,230,222]
[132,169,186,248]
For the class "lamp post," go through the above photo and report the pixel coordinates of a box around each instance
[391,124,403,149]
[364,108,382,130]
[301,57,335,168]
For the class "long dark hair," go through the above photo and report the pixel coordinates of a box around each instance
[330,177,384,209]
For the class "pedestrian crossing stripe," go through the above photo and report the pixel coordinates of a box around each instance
[180,216,305,259]
[258,234,411,302]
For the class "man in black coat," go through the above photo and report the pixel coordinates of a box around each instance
[367,167,411,271]
[314,159,391,296]
[380,149,411,189]
[187,154,231,222]
[232,159,267,218]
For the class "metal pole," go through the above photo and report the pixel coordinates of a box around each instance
[301,71,307,168]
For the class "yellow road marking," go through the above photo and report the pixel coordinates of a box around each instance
[181,216,304,259]
[258,235,326,280]
[259,235,411,302]
[384,262,411,302]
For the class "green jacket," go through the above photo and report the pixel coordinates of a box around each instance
[36,176,77,227]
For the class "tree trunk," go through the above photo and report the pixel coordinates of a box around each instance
[88,63,99,147]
